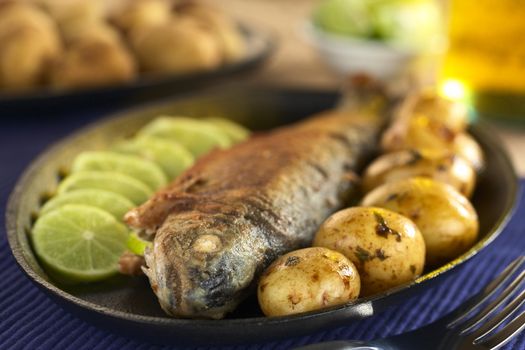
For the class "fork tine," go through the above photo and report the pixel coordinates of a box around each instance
[458,270,525,334]
[471,288,525,342]
[479,310,525,350]
[448,256,525,328]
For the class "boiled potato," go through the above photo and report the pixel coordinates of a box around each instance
[381,114,457,153]
[131,18,221,74]
[50,37,136,89]
[362,149,476,197]
[381,114,484,173]
[361,177,479,267]
[0,3,62,90]
[177,3,245,62]
[41,0,107,36]
[112,0,172,35]
[257,247,360,317]
[313,207,425,297]
[412,89,469,133]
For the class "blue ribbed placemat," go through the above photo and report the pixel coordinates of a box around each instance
[1,114,524,350]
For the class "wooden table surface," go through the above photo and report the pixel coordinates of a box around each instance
[222,0,525,176]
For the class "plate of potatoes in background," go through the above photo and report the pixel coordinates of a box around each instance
[0,0,274,109]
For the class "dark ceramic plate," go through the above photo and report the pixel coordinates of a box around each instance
[0,25,274,114]
[6,88,519,346]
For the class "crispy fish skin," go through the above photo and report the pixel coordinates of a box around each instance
[126,109,383,319]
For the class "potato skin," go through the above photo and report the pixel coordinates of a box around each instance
[0,3,62,90]
[257,247,360,317]
[362,149,476,197]
[50,37,136,89]
[314,207,425,297]
[454,133,484,172]
[177,3,245,63]
[131,19,221,74]
[361,177,479,267]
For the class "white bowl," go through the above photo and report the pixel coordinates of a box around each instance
[303,21,416,81]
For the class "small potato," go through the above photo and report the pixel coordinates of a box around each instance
[381,114,484,172]
[362,149,476,197]
[0,25,61,90]
[413,89,469,133]
[50,38,136,89]
[131,19,221,74]
[381,114,457,153]
[361,177,479,267]
[0,3,62,90]
[257,247,360,317]
[314,207,425,297]
[177,3,245,62]
[112,0,172,35]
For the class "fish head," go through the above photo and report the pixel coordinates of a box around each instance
[143,209,264,319]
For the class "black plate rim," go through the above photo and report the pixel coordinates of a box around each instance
[5,92,520,329]
[0,23,276,104]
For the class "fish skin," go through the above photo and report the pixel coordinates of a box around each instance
[126,109,383,319]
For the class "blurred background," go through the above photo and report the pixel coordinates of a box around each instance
[0,0,523,174]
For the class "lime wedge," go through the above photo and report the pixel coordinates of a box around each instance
[205,117,250,144]
[127,232,152,256]
[71,151,167,191]
[138,116,232,157]
[40,189,134,221]
[32,204,129,282]
[113,136,194,180]
[58,171,153,205]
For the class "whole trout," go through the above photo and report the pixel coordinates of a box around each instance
[125,87,387,319]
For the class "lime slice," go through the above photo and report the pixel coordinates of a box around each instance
[32,204,129,282]
[138,116,232,157]
[127,232,152,256]
[58,171,153,205]
[40,189,134,221]
[205,117,250,144]
[113,136,194,180]
[71,151,167,191]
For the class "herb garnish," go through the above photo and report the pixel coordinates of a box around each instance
[374,212,402,242]
[355,246,372,263]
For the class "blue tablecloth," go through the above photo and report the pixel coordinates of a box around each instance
[1,108,524,350]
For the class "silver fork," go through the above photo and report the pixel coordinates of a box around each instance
[296,256,525,350]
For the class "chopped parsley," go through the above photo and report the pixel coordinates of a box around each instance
[374,212,402,242]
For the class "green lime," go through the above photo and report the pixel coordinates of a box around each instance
[138,116,232,157]
[40,189,134,221]
[71,151,167,191]
[112,136,194,180]
[127,232,152,256]
[32,204,129,282]
[205,117,250,144]
[58,171,153,205]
